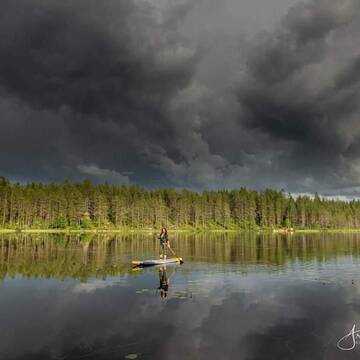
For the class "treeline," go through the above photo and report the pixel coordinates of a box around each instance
[0,176,359,229]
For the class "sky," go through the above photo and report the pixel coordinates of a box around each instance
[1,0,360,197]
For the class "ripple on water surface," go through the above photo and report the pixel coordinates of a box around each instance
[1,232,360,359]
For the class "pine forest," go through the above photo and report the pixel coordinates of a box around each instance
[0,177,359,230]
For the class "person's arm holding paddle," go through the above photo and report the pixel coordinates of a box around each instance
[157,227,183,264]
[166,239,184,264]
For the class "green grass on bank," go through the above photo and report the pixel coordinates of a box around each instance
[2,227,360,234]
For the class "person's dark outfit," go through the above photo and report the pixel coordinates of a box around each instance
[159,232,169,257]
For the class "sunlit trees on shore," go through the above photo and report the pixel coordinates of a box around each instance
[0,176,360,229]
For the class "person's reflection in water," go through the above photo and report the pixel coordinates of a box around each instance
[158,265,175,299]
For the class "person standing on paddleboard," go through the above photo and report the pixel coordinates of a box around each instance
[158,228,169,260]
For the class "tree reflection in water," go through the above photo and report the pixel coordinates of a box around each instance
[1,232,360,280]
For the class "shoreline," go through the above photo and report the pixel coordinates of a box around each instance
[1,228,360,234]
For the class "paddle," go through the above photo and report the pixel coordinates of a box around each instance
[167,244,184,264]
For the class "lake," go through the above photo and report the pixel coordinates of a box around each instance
[1,232,360,359]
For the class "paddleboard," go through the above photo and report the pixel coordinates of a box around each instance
[132,257,183,267]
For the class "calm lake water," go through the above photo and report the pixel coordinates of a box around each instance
[2,232,360,359]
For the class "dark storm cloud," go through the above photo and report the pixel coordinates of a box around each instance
[240,0,356,140]
[335,55,360,90]
[0,0,196,115]
[2,0,360,194]
[236,0,360,194]
[0,0,198,184]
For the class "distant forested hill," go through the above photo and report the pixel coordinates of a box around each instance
[0,177,359,229]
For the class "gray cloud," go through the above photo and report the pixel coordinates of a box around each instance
[236,0,360,194]
[0,0,198,185]
[1,0,360,195]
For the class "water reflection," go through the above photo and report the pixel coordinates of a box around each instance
[158,266,172,299]
[2,232,360,280]
[1,233,360,359]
